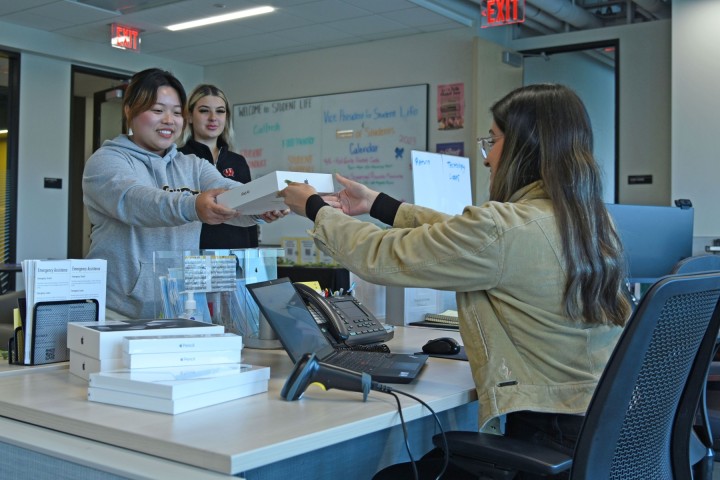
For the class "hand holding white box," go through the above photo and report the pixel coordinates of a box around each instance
[217,171,334,215]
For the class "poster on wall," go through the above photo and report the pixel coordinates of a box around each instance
[436,142,464,156]
[437,83,464,130]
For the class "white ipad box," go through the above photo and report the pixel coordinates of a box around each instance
[69,350,124,381]
[67,319,224,360]
[88,364,270,399]
[87,379,269,415]
[123,349,242,369]
[123,333,242,354]
[217,171,334,215]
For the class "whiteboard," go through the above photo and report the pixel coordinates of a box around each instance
[411,150,471,215]
[233,85,428,202]
[233,85,428,243]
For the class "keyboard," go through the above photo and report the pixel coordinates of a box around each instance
[328,350,396,372]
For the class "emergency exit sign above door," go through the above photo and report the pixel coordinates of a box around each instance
[111,23,141,52]
[481,0,526,28]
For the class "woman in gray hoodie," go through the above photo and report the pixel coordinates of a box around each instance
[83,68,285,319]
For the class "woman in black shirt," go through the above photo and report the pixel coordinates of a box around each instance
[179,84,259,249]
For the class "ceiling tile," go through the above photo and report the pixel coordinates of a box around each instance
[2,2,118,31]
[0,1,59,16]
[328,14,409,36]
[273,23,356,44]
[339,0,413,14]
[382,6,465,27]
[285,0,371,23]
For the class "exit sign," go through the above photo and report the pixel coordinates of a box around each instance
[481,0,526,28]
[111,23,141,52]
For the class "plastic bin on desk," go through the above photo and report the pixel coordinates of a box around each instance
[227,248,283,349]
[152,248,284,350]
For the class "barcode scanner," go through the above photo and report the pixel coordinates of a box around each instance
[281,352,391,401]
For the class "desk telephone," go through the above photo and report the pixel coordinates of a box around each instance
[293,282,393,347]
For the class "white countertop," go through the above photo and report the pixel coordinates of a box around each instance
[0,326,475,476]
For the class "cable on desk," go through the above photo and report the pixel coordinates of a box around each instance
[375,385,449,480]
[388,390,418,479]
[280,353,449,479]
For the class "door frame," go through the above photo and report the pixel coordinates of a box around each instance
[519,40,619,203]
[68,66,130,260]
[0,51,19,292]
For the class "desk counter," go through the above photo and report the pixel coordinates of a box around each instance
[0,326,477,479]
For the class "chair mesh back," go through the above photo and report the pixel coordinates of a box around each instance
[572,273,720,480]
[609,290,719,479]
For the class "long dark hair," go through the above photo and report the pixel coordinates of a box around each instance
[490,84,630,327]
[123,68,187,134]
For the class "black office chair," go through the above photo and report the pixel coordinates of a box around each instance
[432,272,720,479]
[672,256,720,458]
[673,255,720,276]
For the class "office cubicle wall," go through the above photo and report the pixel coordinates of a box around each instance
[607,203,694,282]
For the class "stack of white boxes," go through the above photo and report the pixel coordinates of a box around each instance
[69,318,270,414]
[67,318,225,381]
[86,363,270,414]
[121,333,243,368]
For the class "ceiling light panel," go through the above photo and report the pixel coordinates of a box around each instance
[67,0,182,15]
[166,6,275,31]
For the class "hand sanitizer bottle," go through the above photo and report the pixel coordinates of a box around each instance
[180,292,203,322]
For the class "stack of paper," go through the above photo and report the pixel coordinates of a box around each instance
[18,259,107,365]
[88,363,270,414]
[68,318,224,381]
[423,309,459,326]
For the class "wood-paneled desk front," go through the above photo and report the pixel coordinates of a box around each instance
[0,326,478,479]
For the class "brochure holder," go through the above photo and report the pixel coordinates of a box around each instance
[9,299,99,365]
[153,248,284,349]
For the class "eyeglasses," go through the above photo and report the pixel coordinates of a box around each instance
[477,135,503,159]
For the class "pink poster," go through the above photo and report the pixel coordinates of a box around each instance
[437,83,464,130]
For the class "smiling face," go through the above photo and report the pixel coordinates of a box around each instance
[189,95,227,144]
[126,85,184,155]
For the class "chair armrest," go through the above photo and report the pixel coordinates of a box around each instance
[433,431,573,476]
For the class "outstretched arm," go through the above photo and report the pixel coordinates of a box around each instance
[280,173,381,218]
[198,188,289,224]
[324,173,379,216]
[280,173,400,226]
[279,182,317,217]
[195,188,242,224]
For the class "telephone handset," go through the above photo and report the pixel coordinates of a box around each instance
[293,282,393,347]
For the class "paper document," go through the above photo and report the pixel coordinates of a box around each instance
[21,259,107,364]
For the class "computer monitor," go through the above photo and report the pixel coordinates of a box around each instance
[606,203,694,283]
